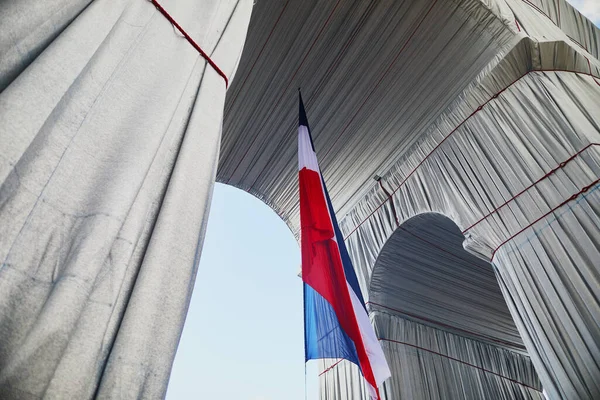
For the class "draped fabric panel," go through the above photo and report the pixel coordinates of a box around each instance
[369,213,524,350]
[320,212,543,399]
[220,0,518,227]
[0,0,94,92]
[0,1,252,398]
[320,313,543,400]
[1,0,599,399]
[494,194,600,400]
[337,36,600,398]
[340,37,600,294]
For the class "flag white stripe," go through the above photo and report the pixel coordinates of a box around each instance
[347,282,392,387]
[298,125,319,172]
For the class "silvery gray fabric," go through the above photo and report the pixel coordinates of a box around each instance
[222,0,599,399]
[0,0,252,398]
[320,213,544,400]
[320,315,543,400]
[1,0,600,399]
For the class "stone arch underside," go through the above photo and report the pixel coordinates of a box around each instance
[1,0,600,399]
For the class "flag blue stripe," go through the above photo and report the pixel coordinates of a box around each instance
[304,283,360,364]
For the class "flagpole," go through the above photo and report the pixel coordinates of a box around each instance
[299,87,307,400]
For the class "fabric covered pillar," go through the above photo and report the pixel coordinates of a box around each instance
[0,0,252,398]
[492,193,600,400]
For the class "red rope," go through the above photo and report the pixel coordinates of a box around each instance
[366,302,522,349]
[491,178,600,259]
[317,336,541,392]
[343,68,600,241]
[318,359,344,377]
[586,58,600,87]
[568,34,588,51]
[521,0,552,21]
[150,0,229,87]
[379,338,542,392]
[462,143,600,234]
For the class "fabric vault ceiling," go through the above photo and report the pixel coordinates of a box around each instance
[218,0,515,236]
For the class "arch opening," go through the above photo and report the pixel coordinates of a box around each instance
[350,213,546,399]
[370,212,524,350]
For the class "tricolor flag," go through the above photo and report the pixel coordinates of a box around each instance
[298,92,391,399]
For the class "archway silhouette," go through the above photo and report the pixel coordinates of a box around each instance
[320,213,544,399]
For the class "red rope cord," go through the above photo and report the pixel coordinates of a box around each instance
[462,143,600,234]
[491,178,600,259]
[225,0,291,115]
[318,336,540,392]
[150,0,229,87]
[318,359,344,377]
[568,34,589,51]
[226,0,343,184]
[586,58,600,87]
[366,302,521,349]
[521,0,552,21]
[378,338,542,392]
[343,68,600,241]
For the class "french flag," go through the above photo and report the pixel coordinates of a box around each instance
[298,92,391,399]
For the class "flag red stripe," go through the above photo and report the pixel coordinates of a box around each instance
[299,167,378,395]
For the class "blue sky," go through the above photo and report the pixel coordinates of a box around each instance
[569,0,599,24]
[167,3,598,399]
[166,184,318,399]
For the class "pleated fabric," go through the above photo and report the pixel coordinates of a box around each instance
[216,1,598,398]
[336,45,600,398]
[320,212,545,400]
[320,314,544,400]
[1,0,600,399]
[0,1,252,398]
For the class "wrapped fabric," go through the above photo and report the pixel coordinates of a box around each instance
[320,313,544,400]
[320,212,544,400]
[222,0,599,398]
[1,0,599,399]
[0,0,252,398]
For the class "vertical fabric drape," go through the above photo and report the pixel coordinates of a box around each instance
[320,313,544,400]
[0,0,252,398]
